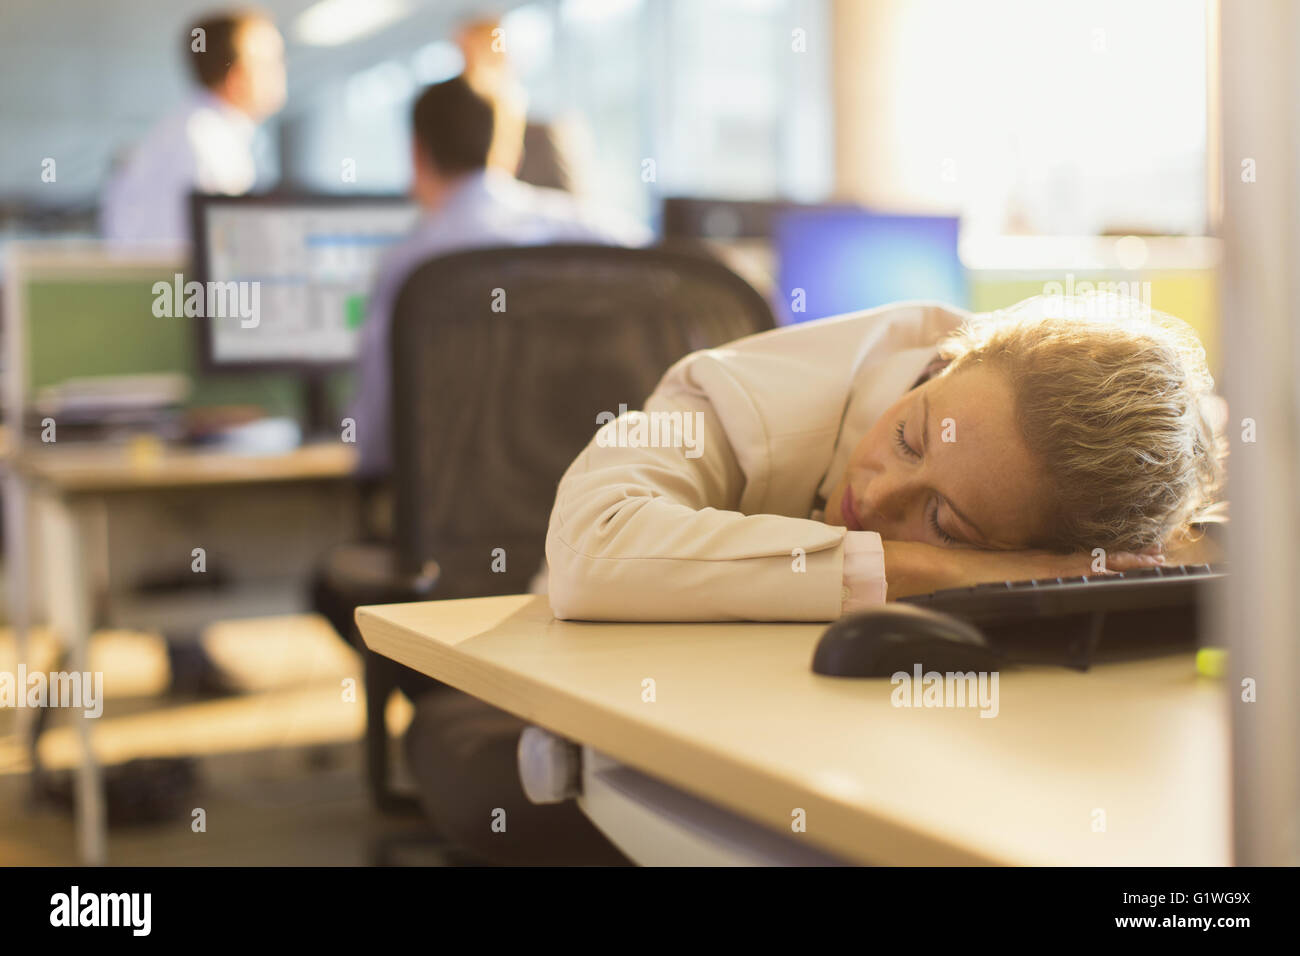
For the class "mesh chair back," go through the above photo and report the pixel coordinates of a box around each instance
[389,243,775,598]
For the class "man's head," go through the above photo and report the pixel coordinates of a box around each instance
[186,10,286,120]
[455,17,510,93]
[823,295,1225,554]
[409,76,496,208]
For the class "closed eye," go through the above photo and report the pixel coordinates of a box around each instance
[928,501,958,545]
[893,421,920,460]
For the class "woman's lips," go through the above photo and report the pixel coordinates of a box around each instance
[841,485,862,531]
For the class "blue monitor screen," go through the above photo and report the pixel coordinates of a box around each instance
[774,208,966,323]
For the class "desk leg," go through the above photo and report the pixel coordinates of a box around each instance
[38,492,107,866]
[4,470,35,761]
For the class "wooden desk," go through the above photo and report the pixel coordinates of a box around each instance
[14,440,355,492]
[6,439,357,864]
[357,594,1230,866]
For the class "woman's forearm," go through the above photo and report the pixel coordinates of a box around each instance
[879,541,1166,602]
[880,541,957,600]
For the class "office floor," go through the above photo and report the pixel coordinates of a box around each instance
[0,619,458,866]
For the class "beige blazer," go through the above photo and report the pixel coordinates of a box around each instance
[545,301,971,621]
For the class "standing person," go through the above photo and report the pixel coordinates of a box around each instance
[454,16,585,194]
[101,10,286,243]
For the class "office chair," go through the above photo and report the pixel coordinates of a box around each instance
[315,243,775,825]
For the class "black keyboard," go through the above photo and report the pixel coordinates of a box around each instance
[899,564,1226,668]
[900,563,1224,624]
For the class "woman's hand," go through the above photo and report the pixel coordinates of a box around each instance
[881,540,1164,601]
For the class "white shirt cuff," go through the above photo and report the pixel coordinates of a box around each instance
[840,531,887,614]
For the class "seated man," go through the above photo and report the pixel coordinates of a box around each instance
[348,75,650,479]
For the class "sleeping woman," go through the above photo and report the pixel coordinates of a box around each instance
[545,294,1225,621]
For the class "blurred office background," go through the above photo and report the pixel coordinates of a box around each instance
[0,0,1221,350]
[1,0,1207,234]
[2,0,1265,866]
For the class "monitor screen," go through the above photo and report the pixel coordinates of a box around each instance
[774,208,966,323]
[192,194,419,369]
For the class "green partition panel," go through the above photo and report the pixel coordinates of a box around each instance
[968,270,1220,375]
[25,278,354,418]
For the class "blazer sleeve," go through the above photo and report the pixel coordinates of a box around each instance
[545,389,878,622]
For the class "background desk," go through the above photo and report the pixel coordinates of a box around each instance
[356,594,1230,866]
[15,440,355,493]
[5,439,357,864]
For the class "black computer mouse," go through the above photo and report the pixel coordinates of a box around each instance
[811,604,1002,677]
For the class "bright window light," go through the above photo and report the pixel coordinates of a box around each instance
[560,0,643,26]
[501,4,555,76]
[411,41,464,84]
[295,0,411,47]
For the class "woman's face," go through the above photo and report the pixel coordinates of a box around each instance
[824,365,1055,549]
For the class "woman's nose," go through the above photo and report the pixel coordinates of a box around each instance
[860,475,912,526]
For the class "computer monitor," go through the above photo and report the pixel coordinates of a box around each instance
[774,208,966,323]
[659,196,865,305]
[661,197,804,240]
[191,192,420,371]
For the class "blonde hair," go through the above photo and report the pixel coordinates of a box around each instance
[936,294,1225,552]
